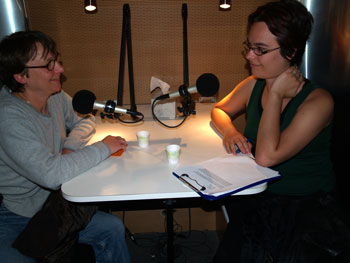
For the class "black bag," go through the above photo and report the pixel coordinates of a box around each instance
[12,190,97,263]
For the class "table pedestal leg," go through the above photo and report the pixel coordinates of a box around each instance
[164,199,175,263]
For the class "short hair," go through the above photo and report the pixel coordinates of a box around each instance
[247,0,313,66]
[0,31,57,92]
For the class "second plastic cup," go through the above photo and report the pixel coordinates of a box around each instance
[137,131,150,148]
[166,144,180,164]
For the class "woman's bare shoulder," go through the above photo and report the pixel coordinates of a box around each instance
[305,87,334,109]
[232,75,257,98]
[238,75,257,88]
[299,87,334,125]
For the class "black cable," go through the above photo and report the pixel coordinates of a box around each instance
[121,211,137,243]
[99,111,144,123]
[151,97,187,128]
[188,208,192,233]
[116,111,144,123]
[127,210,215,262]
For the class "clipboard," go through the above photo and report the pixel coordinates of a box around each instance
[173,154,281,200]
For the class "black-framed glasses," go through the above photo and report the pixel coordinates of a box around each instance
[243,41,280,56]
[24,53,60,71]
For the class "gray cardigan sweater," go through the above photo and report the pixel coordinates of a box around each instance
[0,87,110,217]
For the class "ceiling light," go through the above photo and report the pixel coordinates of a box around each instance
[219,0,231,10]
[85,0,97,12]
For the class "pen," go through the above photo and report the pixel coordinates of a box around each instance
[235,139,250,154]
[234,139,255,160]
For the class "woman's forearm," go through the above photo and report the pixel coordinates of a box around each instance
[255,92,283,166]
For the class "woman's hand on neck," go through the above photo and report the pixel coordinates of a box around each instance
[266,66,305,99]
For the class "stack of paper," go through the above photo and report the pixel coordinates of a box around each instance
[173,155,280,200]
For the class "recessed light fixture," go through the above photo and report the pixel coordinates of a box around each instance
[85,0,97,12]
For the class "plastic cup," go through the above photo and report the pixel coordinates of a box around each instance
[137,131,150,148]
[166,144,180,164]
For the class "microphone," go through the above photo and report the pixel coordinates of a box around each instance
[72,90,141,116]
[156,73,219,100]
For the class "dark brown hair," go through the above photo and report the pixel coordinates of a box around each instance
[248,0,313,66]
[0,31,57,92]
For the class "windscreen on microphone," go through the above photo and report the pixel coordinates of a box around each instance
[196,73,219,97]
[72,90,96,114]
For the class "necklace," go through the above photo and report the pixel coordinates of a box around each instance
[13,92,31,104]
[13,91,49,114]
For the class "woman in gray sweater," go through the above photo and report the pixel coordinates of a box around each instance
[0,31,130,263]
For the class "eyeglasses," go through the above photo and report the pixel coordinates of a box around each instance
[243,41,280,56]
[24,53,61,71]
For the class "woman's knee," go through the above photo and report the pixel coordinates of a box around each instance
[95,211,125,233]
[81,211,126,242]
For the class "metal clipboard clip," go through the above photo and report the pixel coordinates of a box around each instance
[179,173,206,192]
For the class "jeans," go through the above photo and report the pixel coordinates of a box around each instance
[0,203,130,263]
[79,210,130,263]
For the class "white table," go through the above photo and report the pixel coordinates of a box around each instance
[62,103,265,202]
[61,103,266,262]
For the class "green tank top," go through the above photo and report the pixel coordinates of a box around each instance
[244,79,335,196]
